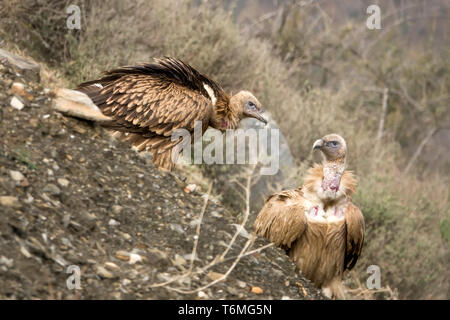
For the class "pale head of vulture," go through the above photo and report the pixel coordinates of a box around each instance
[312,133,347,163]
[229,90,266,125]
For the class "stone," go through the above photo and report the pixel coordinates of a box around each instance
[0,196,21,208]
[10,96,24,110]
[128,253,143,265]
[251,286,263,294]
[111,205,122,214]
[10,82,33,101]
[169,223,185,234]
[115,250,130,261]
[9,170,25,182]
[108,219,120,226]
[0,256,14,268]
[0,49,41,82]
[96,266,114,279]
[57,178,70,187]
[184,184,197,193]
[207,271,224,281]
[104,262,120,271]
[43,184,61,196]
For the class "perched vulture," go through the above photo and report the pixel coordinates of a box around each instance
[77,57,266,170]
[254,134,365,299]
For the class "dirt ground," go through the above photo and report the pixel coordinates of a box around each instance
[0,59,324,300]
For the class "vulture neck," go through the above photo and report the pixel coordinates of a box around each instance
[210,94,239,131]
[321,158,346,196]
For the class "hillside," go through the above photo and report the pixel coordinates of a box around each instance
[0,57,324,300]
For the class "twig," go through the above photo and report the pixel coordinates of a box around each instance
[187,182,213,275]
[149,164,274,295]
[403,126,438,175]
[165,235,255,294]
[377,88,389,142]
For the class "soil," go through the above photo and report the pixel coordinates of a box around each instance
[0,59,324,300]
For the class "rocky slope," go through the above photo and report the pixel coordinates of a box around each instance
[0,54,324,300]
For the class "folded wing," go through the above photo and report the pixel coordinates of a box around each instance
[344,203,365,270]
[254,189,307,248]
[77,58,221,137]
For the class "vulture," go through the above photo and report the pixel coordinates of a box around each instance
[254,134,365,299]
[77,57,266,170]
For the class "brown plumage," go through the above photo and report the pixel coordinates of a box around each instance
[77,57,266,170]
[254,134,364,299]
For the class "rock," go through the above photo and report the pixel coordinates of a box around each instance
[10,82,33,101]
[121,279,131,286]
[169,223,185,234]
[43,184,61,196]
[115,251,130,261]
[108,219,120,226]
[147,248,168,264]
[9,170,25,182]
[207,271,224,281]
[227,287,239,296]
[236,280,247,289]
[0,196,21,208]
[172,254,186,267]
[104,262,120,271]
[52,88,112,122]
[251,286,263,294]
[182,253,200,262]
[0,256,14,268]
[128,253,143,265]
[20,246,32,258]
[10,96,24,110]
[0,49,41,82]
[111,205,122,214]
[57,178,70,188]
[121,232,131,240]
[96,265,114,279]
[184,184,197,193]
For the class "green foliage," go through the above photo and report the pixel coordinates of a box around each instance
[12,147,37,170]
[441,219,450,246]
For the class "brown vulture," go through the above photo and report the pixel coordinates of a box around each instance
[77,57,266,170]
[254,134,365,299]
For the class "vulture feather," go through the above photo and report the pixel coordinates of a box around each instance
[254,134,365,299]
[77,57,266,170]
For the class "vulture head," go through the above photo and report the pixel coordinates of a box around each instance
[313,134,347,163]
[229,90,267,125]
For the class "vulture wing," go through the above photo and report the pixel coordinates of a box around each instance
[76,58,228,169]
[254,189,307,248]
[344,203,365,270]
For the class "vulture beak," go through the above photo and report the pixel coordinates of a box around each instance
[313,139,324,150]
[243,107,267,125]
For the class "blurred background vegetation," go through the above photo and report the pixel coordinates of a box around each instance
[1,0,448,299]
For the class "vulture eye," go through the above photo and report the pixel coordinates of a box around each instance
[247,101,257,110]
[329,141,339,148]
